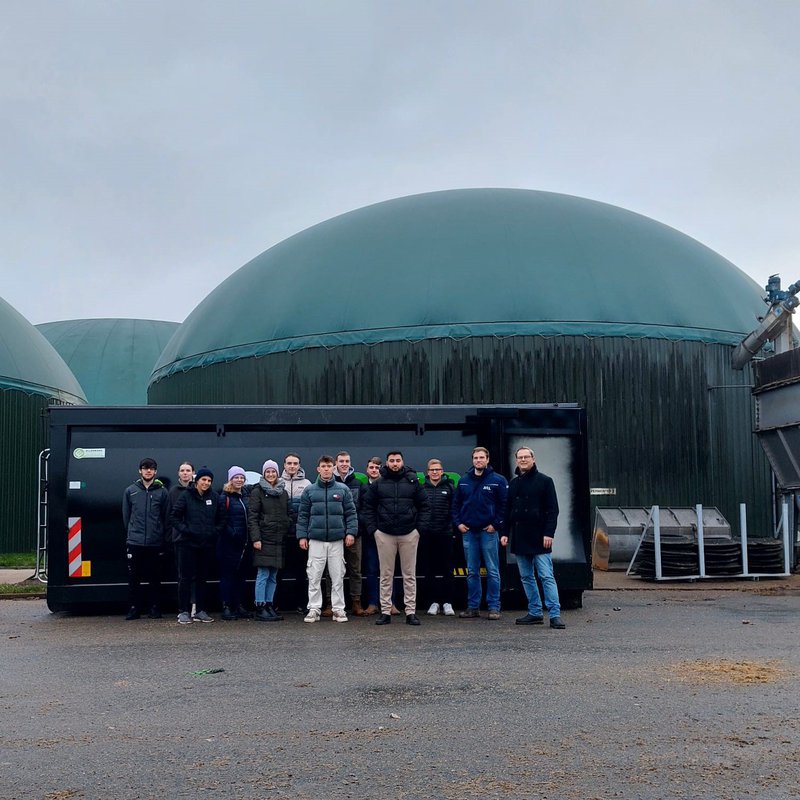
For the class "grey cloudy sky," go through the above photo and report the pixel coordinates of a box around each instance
[2,0,798,325]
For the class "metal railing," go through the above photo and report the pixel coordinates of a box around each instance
[627,502,791,580]
[35,449,49,583]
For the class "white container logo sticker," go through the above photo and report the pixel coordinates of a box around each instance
[73,448,106,459]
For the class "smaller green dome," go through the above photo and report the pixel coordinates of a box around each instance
[0,296,86,403]
[37,318,179,405]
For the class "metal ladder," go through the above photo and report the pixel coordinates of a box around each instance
[35,449,49,583]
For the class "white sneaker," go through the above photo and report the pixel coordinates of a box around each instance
[332,610,348,623]
[442,603,455,616]
[304,608,321,623]
[427,602,441,616]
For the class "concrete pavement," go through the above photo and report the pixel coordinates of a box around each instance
[0,568,34,585]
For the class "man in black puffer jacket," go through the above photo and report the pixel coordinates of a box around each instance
[361,451,429,627]
[418,458,456,617]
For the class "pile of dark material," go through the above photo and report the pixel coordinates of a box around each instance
[636,536,785,579]
[745,538,786,573]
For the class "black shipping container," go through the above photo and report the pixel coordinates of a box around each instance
[45,404,591,613]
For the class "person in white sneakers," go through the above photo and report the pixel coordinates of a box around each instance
[297,455,358,623]
[418,459,457,617]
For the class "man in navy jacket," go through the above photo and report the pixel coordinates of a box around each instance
[452,447,508,619]
[501,447,565,629]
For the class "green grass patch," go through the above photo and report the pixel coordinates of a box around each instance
[0,581,44,594]
[0,552,37,568]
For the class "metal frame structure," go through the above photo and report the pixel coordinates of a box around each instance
[35,448,49,583]
[627,503,791,580]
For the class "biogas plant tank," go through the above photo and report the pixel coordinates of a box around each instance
[0,295,85,553]
[147,188,772,538]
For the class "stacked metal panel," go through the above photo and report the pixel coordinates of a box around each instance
[636,537,785,579]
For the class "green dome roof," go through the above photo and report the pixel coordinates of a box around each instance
[37,318,179,405]
[151,189,765,382]
[0,296,86,403]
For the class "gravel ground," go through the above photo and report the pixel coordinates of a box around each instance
[1,587,798,800]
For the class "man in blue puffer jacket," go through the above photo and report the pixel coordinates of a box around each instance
[297,455,358,624]
[452,446,508,620]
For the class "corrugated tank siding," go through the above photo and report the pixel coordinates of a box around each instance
[149,335,770,532]
[0,390,52,553]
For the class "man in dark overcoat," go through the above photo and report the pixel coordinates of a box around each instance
[501,447,566,629]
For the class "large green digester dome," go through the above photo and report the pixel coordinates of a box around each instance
[0,295,86,552]
[37,318,180,405]
[151,188,763,379]
[148,188,771,531]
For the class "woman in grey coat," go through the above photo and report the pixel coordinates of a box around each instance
[247,459,292,621]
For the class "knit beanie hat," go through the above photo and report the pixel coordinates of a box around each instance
[227,466,246,481]
[261,459,279,475]
[195,466,214,482]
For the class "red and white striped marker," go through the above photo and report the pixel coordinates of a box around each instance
[68,517,82,578]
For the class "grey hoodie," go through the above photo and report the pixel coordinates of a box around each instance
[281,467,312,520]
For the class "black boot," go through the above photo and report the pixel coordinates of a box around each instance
[148,605,162,619]
[254,604,271,622]
[221,605,237,621]
[264,603,283,621]
[235,605,253,619]
[125,606,141,621]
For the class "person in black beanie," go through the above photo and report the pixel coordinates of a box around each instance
[170,466,224,625]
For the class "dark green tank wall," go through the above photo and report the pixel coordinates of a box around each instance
[0,390,56,553]
[148,335,771,534]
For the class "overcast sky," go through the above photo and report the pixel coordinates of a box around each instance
[2,0,798,325]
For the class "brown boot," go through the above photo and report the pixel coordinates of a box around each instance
[390,604,401,616]
[321,606,333,618]
[351,598,366,616]
[363,604,379,616]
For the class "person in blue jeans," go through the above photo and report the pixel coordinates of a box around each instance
[452,446,508,620]
[247,460,292,622]
[501,446,565,629]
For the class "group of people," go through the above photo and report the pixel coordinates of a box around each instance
[121,446,566,629]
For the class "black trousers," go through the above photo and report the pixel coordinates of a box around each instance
[126,545,163,609]
[176,544,213,613]
[423,534,456,604]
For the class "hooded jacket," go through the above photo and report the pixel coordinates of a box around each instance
[248,479,292,569]
[334,467,364,510]
[418,475,455,536]
[122,478,169,547]
[169,485,225,548]
[218,484,251,545]
[361,465,429,537]
[506,465,559,555]
[166,481,192,541]
[281,467,311,521]
[297,477,358,542]
[452,465,508,532]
